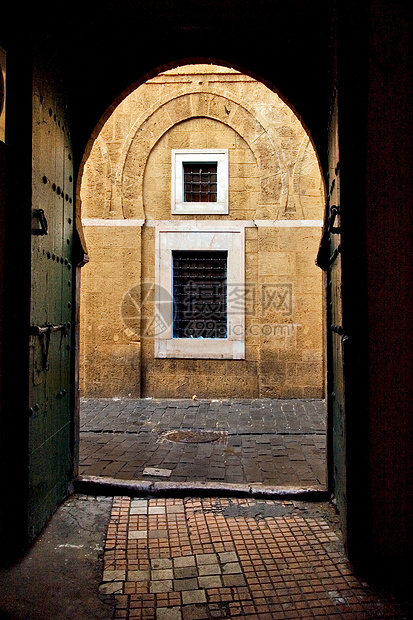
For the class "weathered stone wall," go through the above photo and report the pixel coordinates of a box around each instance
[80,64,325,398]
[79,226,142,396]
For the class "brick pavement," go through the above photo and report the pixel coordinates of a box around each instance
[100,496,412,619]
[79,399,326,488]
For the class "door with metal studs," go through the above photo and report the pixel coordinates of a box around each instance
[28,57,74,541]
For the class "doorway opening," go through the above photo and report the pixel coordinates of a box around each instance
[77,62,327,491]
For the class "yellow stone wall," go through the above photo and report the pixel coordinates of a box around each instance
[79,64,325,398]
[79,226,142,396]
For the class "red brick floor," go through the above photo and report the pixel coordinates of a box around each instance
[99,497,409,619]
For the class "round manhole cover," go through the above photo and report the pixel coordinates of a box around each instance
[160,430,227,444]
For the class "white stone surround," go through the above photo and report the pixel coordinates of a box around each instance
[154,223,245,359]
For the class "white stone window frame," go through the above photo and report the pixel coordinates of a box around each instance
[155,222,245,359]
[171,149,229,215]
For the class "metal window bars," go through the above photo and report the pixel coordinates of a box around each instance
[183,163,218,203]
[172,250,227,338]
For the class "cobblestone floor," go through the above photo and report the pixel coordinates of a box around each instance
[79,399,326,488]
[100,496,412,619]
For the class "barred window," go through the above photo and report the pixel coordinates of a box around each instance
[155,227,245,359]
[183,163,218,203]
[173,250,227,339]
[171,149,228,214]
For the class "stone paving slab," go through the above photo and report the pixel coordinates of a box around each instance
[80,399,326,488]
[81,398,326,434]
[102,496,413,619]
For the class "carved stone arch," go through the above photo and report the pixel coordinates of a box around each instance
[117,90,289,219]
[81,134,114,218]
[291,135,324,220]
[95,135,114,216]
[282,134,309,217]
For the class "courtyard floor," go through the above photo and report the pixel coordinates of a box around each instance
[79,398,327,489]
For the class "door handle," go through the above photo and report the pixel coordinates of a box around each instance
[32,209,48,236]
[328,205,341,234]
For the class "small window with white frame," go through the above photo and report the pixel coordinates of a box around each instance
[171,149,229,215]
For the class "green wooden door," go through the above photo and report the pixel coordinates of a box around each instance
[28,58,74,541]
[326,93,347,537]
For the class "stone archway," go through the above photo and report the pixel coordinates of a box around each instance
[79,63,325,400]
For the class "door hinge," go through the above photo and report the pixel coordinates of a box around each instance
[30,323,69,336]
[30,323,70,370]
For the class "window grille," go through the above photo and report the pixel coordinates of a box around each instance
[183,163,218,203]
[173,250,227,339]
